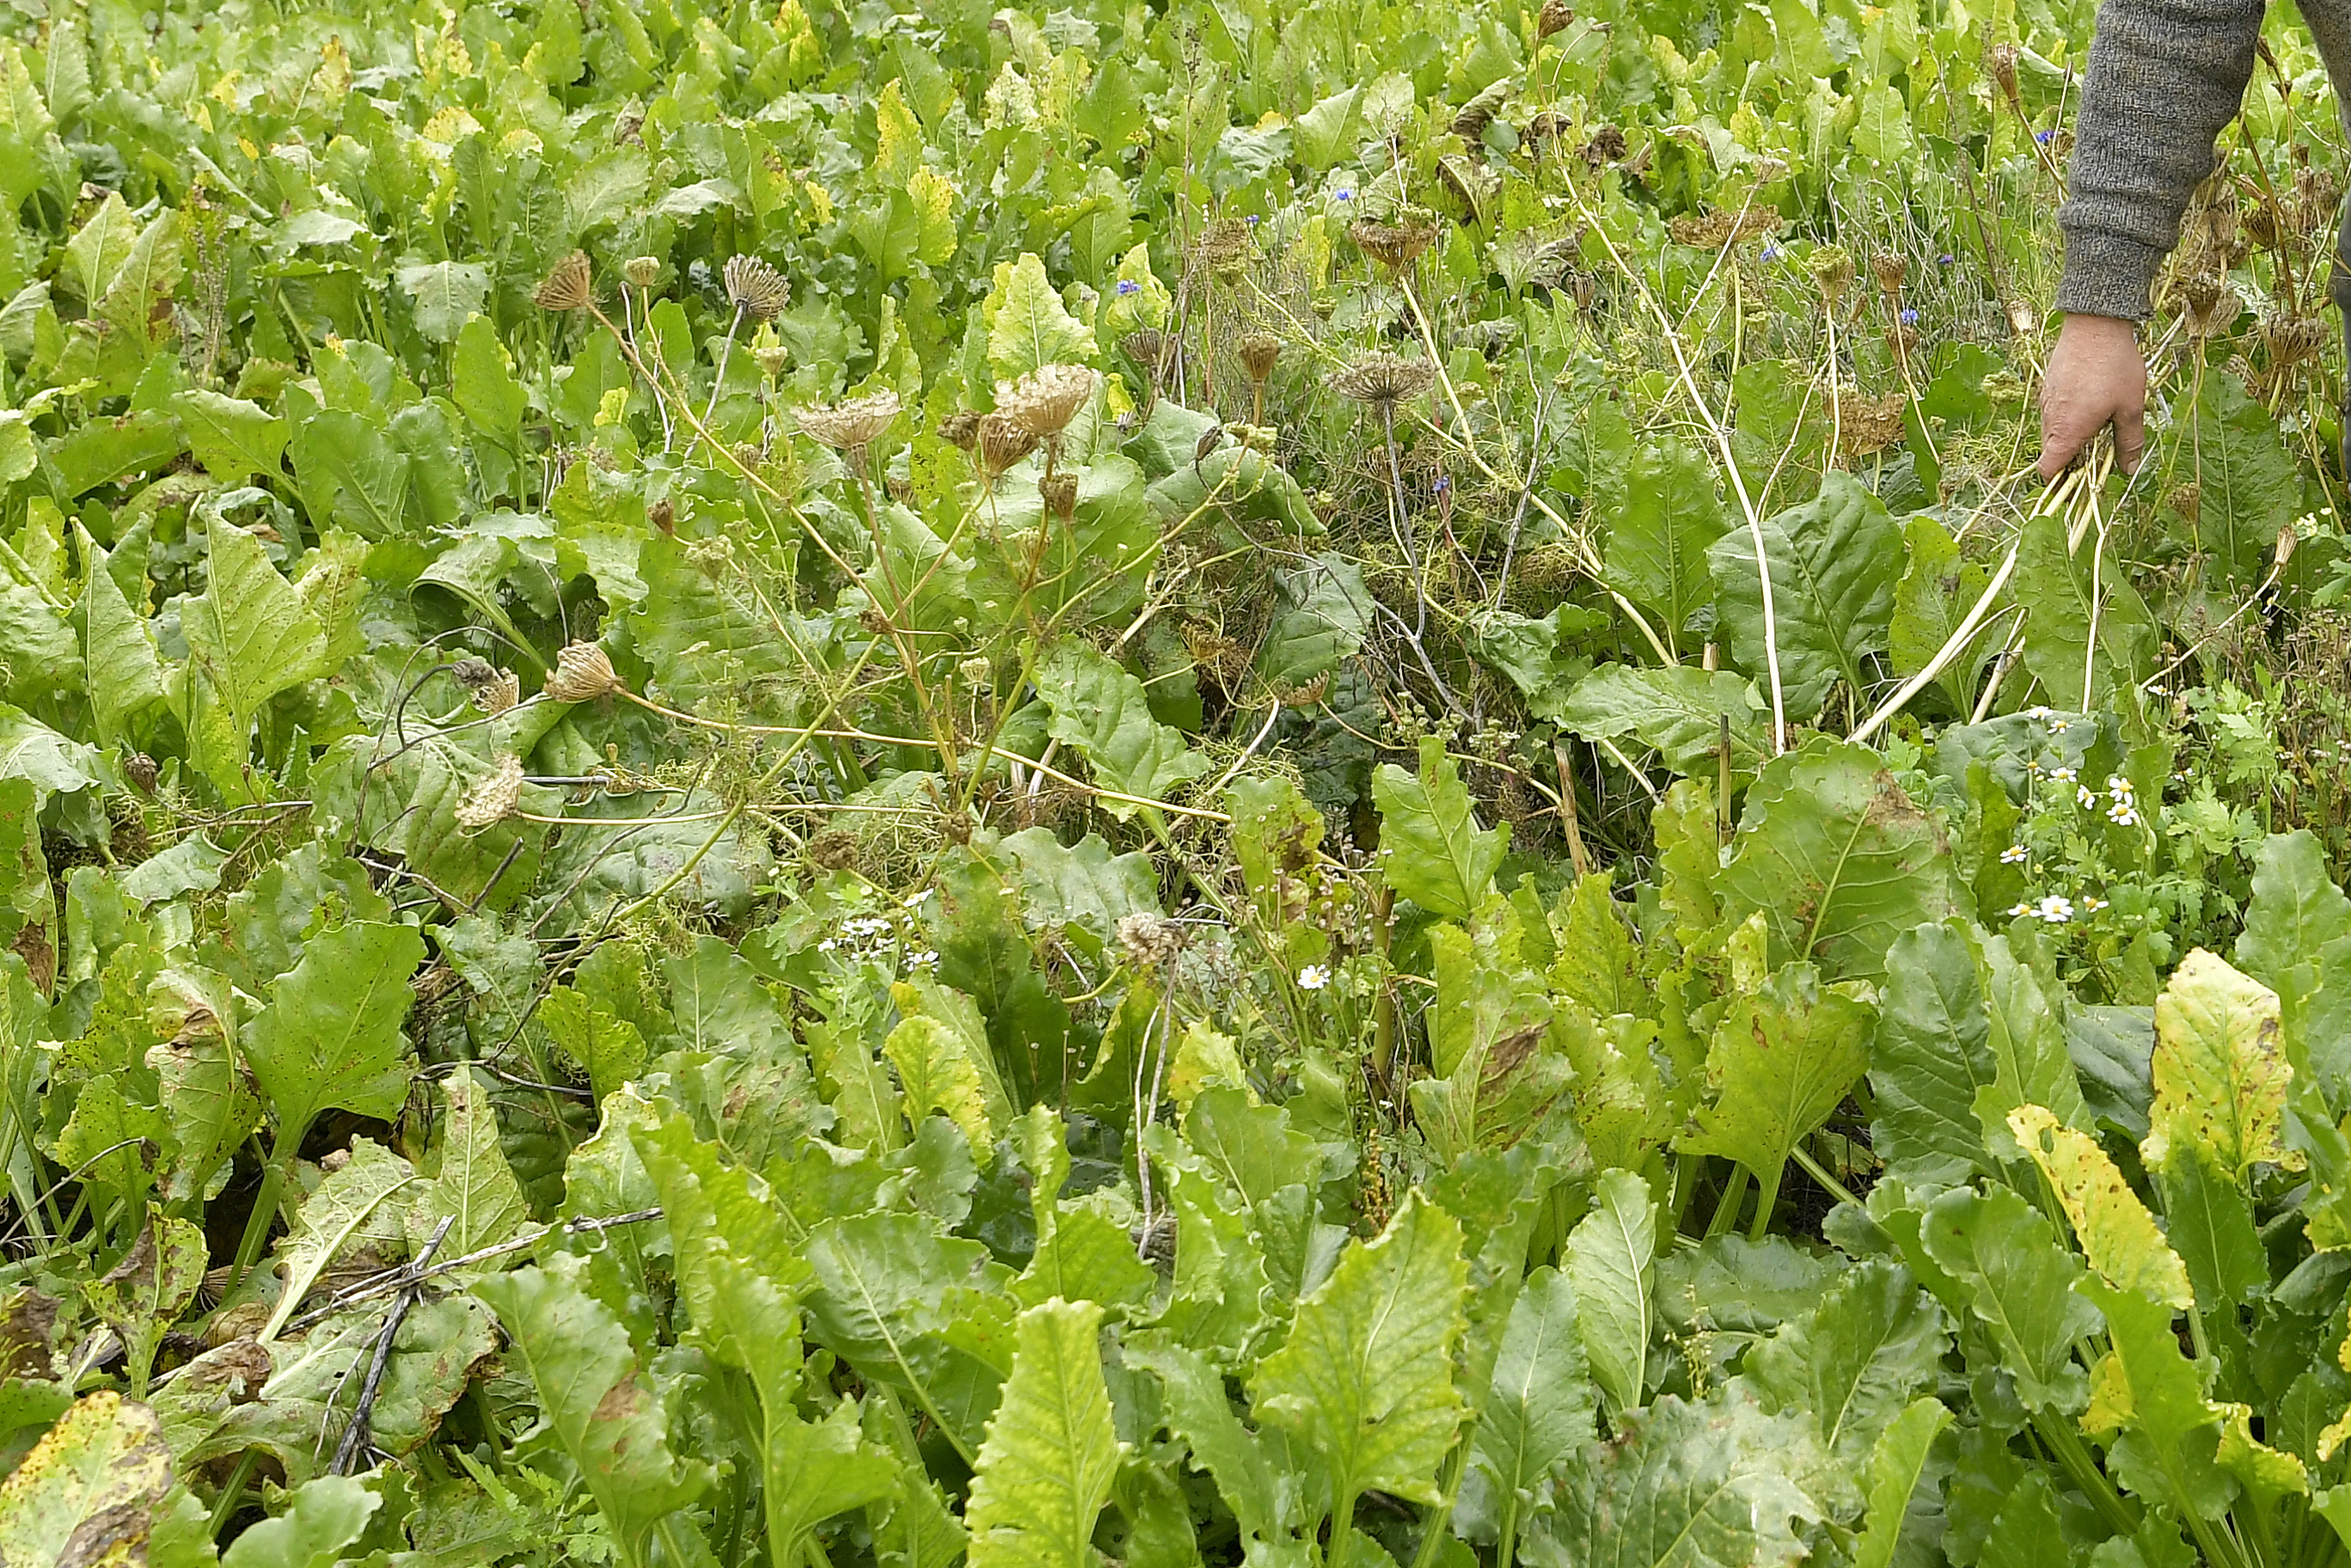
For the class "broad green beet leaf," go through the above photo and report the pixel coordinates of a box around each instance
[966,1298,1124,1568]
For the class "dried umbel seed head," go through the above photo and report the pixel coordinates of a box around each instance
[2244,201,2283,251]
[650,498,676,536]
[546,641,625,701]
[480,669,521,714]
[1239,331,1283,385]
[456,754,524,830]
[1190,217,1256,279]
[938,409,982,450]
[2180,274,2239,338]
[2263,311,2329,364]
[2277,520,2300,569]
[753,344,790,380]
[976,411,1040,475]
[1838,392,1907,456]
[795,389,902,452]
[1038,470,1078,522]
[1119,329,1171,377]
[1350,217,1438,272]
[1331,352,1436,408]
[623,255,662,289]
[957,655,994,690]
[1668,212,1733,248]
[996,364,1097,438]
[1987,42,2022,108]
[2168,481,2203,528]
[125,752,159,793]
[1871,251,1908,295]
[1117,911,1188,969]
[1809,246,1855,305]
[1537,0,1573,37]
[722,254,791,321]
[532,250,592,312]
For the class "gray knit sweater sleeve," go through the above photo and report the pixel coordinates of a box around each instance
[2055,0,2266,319]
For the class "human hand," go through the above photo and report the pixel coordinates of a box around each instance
[2036,313,2146,478]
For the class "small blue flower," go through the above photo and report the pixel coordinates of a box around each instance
[1900,307,1919,326]
[1936,253,1955,266]
[1116,279,1141,296]
[1245,214,1260,226]
[1760,243,1780,260]
[2036,128,2055,145]
[1433,475,1452,494]
[1336,188,1355,201]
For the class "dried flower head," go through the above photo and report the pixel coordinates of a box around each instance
[1350,217,1438,272]
[996,364,1097,438]
[1987,42,2022,109]
[976,412,1039,476]
[2179,274,2239,339]
[2244,201,2283,251]
[532,251,592,312]
[622,255,662,289]
[1580,124,1627,167]
[795,389,902,452]
[456,754,524,830]
[722,254,791,321]
[939,409,982,450]
[126,752,159,793]
[1537,0,1573,36]
[650,499,676,536]
[1810,245,1855,305]
[1839,391,1907,456]
[1117,911,1188,969]
[1120,329,1171,378]
[2264,311,2328,364]
[2168,481,2202,528]
[1239,331,1283,386]
[1038,470,1078,522]
[1332,352,1436,408]
[1871,251,1908,294]
[1669,212,1733,248]
[1189,217,1256,280]
[546,641,625,702]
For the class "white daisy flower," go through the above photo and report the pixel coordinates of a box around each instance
[2036,894,2074,924]
[2001,844,2030,864]
[1297,964,1332,990]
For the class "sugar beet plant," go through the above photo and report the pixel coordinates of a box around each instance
[9,0,2351,1559]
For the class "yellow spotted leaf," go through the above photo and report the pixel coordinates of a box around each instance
[2143,949,2298,1176]
[2010,1104,2192,1310]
